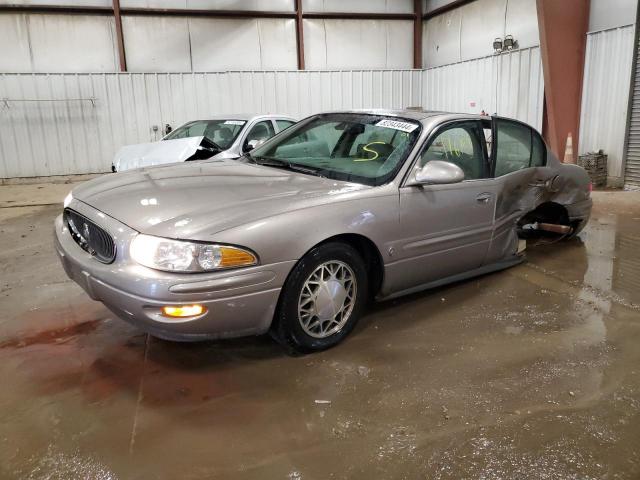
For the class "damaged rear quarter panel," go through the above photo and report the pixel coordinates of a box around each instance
[485,150,591,263]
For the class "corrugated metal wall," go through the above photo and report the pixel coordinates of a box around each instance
[0,70,422,177]
[579,24,635,185]
[0,48,544,178]
[421,46,544,129]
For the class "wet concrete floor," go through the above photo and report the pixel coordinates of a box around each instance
[0,191,639,479]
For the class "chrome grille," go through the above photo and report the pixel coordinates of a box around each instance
[64,209,116,264]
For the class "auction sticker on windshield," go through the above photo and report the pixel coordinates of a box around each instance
[224,120,246,126]
[375,119,419,133]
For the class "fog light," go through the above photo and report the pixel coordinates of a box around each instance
[161,304,207,318]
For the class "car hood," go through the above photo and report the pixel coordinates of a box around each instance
[73,159,368,239]
[113,136,214,172]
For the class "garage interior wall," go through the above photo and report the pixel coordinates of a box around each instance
[579,25,635,186]
[422,0,540,68]
[578,0,638,187]
[0,46,544,178]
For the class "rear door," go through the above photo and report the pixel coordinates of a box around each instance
[392,120,497,291]
[484,117,550,263]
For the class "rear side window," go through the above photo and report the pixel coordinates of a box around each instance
[495,120,531,176]
[531,131,546,167]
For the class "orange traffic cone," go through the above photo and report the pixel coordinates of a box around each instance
[563,132,574,164]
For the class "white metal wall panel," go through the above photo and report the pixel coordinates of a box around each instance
[423,0,540,68]
[579,25,635,185]
[190,18,297,71]
[303,0,413,14]
[589,0,638,32]
[304,19,413,69]
[503,0,540,52]
[0,15,33,72]
[122,16,192,72]
[119,0,293,9]
[0,14,118,73]
[0,70,423,177]
[421,46,544,130]
[122,16,297,72]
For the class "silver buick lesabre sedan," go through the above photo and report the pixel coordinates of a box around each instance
[55,110,592,353]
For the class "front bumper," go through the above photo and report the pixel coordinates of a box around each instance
[54,200,295,341]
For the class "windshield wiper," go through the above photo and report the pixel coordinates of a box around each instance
[251,156,326,178]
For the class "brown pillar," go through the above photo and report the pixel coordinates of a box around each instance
[536,0,589,163]
[413,0,423,69]
[113,0,127,71]
[295,0,305,70]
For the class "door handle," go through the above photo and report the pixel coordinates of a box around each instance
[476,193,492,203]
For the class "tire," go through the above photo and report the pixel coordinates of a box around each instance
[272,242,369,354]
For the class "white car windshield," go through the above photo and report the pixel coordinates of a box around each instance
[247,113,421,186]
[164,120,246,150]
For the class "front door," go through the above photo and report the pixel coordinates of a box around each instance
[390,120,497,292]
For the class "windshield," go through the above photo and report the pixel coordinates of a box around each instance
[247,113,421,186]
[164,120,246,150]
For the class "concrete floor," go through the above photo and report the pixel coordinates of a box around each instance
[1,183,639,480]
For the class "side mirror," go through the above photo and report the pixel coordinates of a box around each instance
[410,160,464,185]
[245,138,266,152]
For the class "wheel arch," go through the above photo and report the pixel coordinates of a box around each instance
[520,201,571,225]
[315,233,385,299]
[276,232,385,307]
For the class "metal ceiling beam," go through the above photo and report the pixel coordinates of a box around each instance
[302,12,414,20]
[0,5,114,15]
[0,5,416,20]
[422,0,477,20]
[0,5,295,18]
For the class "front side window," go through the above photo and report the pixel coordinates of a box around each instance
[164,120,246,150]
[494,120,545,176]
[419,122,486,180]
[247,113,421,186]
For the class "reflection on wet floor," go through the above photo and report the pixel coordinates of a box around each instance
[0,196,639,479]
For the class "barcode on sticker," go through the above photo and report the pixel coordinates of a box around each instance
[224,120,246,126]
[375,119,419,133]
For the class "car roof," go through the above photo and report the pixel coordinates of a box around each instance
[199,113,295,121]
[319,109,492,122]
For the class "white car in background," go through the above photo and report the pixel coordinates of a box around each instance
[112,114,296,172]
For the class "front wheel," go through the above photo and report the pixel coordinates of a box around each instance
[272,242,368,354]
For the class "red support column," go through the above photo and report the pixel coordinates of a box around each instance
[536,0,589,163]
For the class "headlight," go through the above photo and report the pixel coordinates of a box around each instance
[63,191,73,208]
[130,234,258,272]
